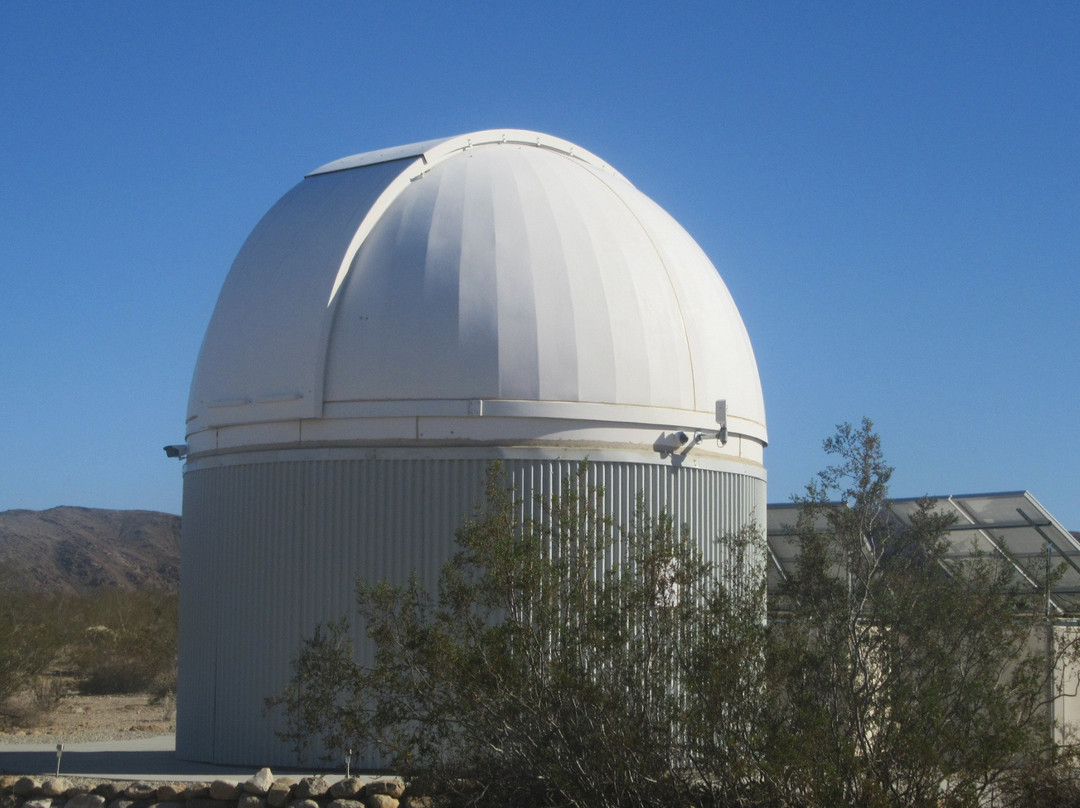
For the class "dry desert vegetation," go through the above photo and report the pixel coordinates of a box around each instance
[0,685,175,746]
[0,507,182,746]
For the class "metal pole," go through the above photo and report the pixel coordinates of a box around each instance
[1047,542,1056,754]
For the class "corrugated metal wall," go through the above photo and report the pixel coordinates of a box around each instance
[177,457,766,767]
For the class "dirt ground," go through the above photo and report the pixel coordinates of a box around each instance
[0,691,175,745]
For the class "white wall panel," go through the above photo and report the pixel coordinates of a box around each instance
[178,456,765,767]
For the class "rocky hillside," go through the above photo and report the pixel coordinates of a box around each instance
[0,507,180,594]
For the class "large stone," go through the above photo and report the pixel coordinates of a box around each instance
[363,796,397,808]
[63,788,90,799]
[39,782,69,799]
[237,795,264,808]
[208,783,240,802]
[328,779,363,800]
[147,802,182,808]
[265,780,294,808]
[106,799,136,808]
[0,792,23,808]
[292,779,328,801]
[244,770,274,797]
[66,795,105,808]
[0,775,22,791]
[12,780,39,798]
[90,786,120,802]
[22,799,52,808]
[154,787,182,803]
[288,800,320,808]
[363,781,405,801]
[184,785,210,800]
[123,784,156,802]
[328,801,363,808]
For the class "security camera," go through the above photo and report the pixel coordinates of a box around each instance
[164,444,188,459]
[675,431,689,445]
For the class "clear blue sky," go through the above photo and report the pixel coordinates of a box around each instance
[2,2,1077,528]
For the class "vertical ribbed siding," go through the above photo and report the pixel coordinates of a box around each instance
[177,457,765,767]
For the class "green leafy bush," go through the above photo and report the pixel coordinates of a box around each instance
[271,425,1080,807]
[270,463,768,808]
[763,419,1079,807]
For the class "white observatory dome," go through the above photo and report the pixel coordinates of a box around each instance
[178,130,767,768]
[187,130,765,454]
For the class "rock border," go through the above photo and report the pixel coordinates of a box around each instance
[0,772,420,808]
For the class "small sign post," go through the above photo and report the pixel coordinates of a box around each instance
[55,743,63,776]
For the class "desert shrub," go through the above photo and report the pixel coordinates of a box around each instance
[1,694,45,729]
[66,590,178,697]
[271,424,1080,807]
[763,419,1080,807]
[271,464,769,808]
[0,581,67,722]
[0,568,179,719]
[999,761,1080,807]
[31,674,67,711]
[78,661,152,695]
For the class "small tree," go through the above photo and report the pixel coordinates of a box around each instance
[270,463,768,808]
[764,419,1077,807]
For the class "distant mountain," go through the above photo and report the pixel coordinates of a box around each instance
[0,507,180,594]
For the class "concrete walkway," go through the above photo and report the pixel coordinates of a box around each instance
[0,735,338,781]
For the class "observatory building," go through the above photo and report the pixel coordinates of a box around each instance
[177,130,768,766]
